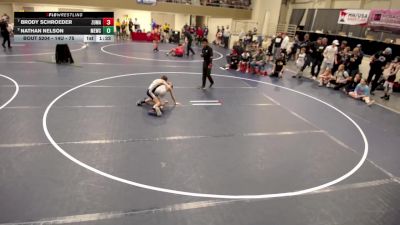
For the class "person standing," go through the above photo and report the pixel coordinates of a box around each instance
[0,18,11,48]
[184,29,195,56]
[368,47,392,95]
[203,26,209,39]
[223,25,231,48]
[320,40,339,76]
[133,18,140,31]
[200,38,214,89]
[196,26,204,46]
[310,38,325,79]
[280,33,290,59]
[381,56,399,100]
[152,27,160,52]
[287,34,300,61]
[346,47,362,77]
[271,33,283,60]
[299,33,311,73]
[128,18,134,35]
[115,19,121,39]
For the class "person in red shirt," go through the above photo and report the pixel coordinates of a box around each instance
[152,26,161,52]
[166,43,185,57]
[196,26,204,46]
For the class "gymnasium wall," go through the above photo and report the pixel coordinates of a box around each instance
[286,0,400,25]
[3,0,252,20]
[0,3,13,21]
[207,17,233,42]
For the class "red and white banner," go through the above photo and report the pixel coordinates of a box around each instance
[338,9,370,25]
[368,9,400,31]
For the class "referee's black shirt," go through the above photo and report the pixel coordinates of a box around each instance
[202,45,213,65]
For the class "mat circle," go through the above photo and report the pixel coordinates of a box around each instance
[43,72,368,199]
[0,74,19,110]
[101,43,224,62]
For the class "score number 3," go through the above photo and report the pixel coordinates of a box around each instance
[102,18,114,26]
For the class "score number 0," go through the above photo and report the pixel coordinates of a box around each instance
[102,18,114,35]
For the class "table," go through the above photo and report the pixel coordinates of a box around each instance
[131,32,153,42]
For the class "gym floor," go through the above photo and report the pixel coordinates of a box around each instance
[0,41,399,225]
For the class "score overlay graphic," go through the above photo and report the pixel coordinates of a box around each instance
[14,12,115,42]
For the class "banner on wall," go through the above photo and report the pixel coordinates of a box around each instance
[368,9,400,31]
[338,9,370,25]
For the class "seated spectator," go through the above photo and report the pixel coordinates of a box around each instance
[343,73,362,94]
[329,64,351,89]
[349,78,375,106]
[223,49,240,70]
[232,41,244,56]
[166,43,185,57]
[270,53,286,78]
[318,68,333,87]
[249,48,266,74]
[237,50,251,72]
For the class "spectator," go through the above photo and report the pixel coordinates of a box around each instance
[223,48,240,70]
[128,18,134,34]
[133,18,140,31]
[121,20,127,40]
[237,50,251,72]
[344,73,362,94]
[339,40,347,52]
[223,25,231,48]
[151,19,157,30]
[2,13,9,22]
[203,26,209,38]
[0,17,11,48]
[270,53,286,78]
[287,34,300,61]
[293,47,306,78]
[299,33,312,73]
[238,29,246,41]
[249,48,266,74]
[310,37,326,79]
[270,33,283,60]
[381,56,400,100]
[329,64,351,89]
[368,47,392,95]
[318,68,333,87]
[349,79,375,106]
[280,33,290,58]
[356,44,364,61]
[115,18,121,39]
[232,41,244,56]
[320,40,339,75]
[332,42,349,74]
[346,47,362,77]
[244,30,253,46]
[196,26,204,46]
[215,26,223,46]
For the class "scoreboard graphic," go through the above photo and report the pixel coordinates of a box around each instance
[14,12,115,42]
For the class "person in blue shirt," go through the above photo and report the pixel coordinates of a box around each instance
[349,78,374,106]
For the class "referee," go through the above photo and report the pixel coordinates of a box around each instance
[200,38,214,89]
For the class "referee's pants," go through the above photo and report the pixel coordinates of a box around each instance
[202,62,214,87]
